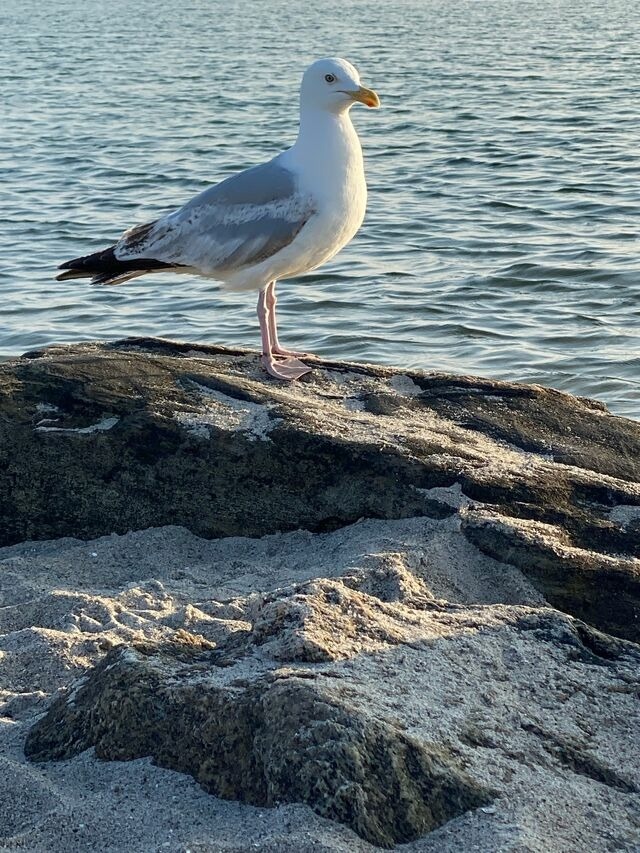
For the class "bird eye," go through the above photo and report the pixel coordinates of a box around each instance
[324,73,336,83]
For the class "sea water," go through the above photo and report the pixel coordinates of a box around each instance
[1,0,638,415]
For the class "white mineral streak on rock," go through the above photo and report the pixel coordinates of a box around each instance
[35,417,119,434]
[343,397,365,411]
[609,504,640,527]
[415,483,473,509]
[388,374,423,397]
[175,382,278,441]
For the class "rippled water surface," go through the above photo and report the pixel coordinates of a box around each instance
[2,0,639,415]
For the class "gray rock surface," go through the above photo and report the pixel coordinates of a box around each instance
[1,337,639,640]
[1,339,639,850]
[22,552,640,850]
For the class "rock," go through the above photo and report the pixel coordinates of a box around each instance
[1,337,639,641]
[24,647,490,848]
[25,565,640,848]
[461,511,640,643]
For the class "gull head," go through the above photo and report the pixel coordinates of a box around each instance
[300,57,380,114]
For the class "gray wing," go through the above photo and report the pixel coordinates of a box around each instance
[114,156,316,275]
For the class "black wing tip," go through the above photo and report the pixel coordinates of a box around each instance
[56,254,94,280]
[56,252,100,272]
[58,259,73,270]
[56,269,90,281]
[55,239,179,285]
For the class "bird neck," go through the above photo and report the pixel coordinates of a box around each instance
[289,107,363,184]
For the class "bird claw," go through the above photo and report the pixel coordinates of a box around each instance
[261,354,312,381]
[272,346,311,359]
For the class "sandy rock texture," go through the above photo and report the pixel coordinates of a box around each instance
[0,522,637,852]
[0,339,639,851]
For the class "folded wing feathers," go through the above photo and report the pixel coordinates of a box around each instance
[58,158,317,283]
[114,197,315,276]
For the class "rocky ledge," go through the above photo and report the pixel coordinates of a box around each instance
[1,338,639,850]
[2,337,639,642]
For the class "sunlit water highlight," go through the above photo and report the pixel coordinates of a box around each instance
[1,0,639,416]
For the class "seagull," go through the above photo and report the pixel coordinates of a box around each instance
[56,57,380,380]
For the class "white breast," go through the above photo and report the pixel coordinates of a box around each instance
[223,109,368,290]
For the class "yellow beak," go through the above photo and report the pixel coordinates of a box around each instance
[344,85,380,109]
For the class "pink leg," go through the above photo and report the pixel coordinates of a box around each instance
[257,287,311,381]
[266,281,311,359]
